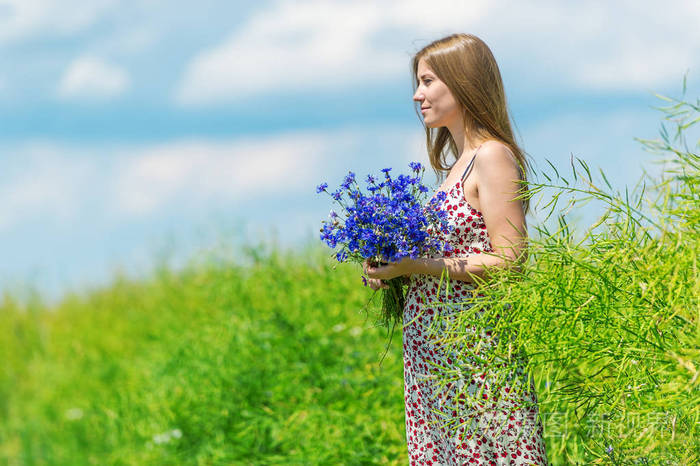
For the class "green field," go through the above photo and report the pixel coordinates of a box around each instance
[1,91,697,465]
[1,242,412,465]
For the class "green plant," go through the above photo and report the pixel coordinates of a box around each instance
[428,79,699,464]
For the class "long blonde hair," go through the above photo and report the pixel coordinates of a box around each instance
[411,33,531,214]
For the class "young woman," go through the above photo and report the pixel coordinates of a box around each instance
[364,34,548,464]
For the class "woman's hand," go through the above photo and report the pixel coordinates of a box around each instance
[362,259,391,290]
[365,276,389,291]
[363,258,413,287]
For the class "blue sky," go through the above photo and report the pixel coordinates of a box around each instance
[1,0,699,305]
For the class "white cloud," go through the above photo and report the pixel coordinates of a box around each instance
[0,134,328,231]
[0,125,423,231]
[176,0,700,105]
[0,109,687,234]
[175,0,494,105]
[0,142,95,230]
[113,132,329,215]
[57,56,130,100]
[576,40,694,91]
[0,0,117,44]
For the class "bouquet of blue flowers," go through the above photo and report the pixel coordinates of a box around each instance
[316,162,453,331]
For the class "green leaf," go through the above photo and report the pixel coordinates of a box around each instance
[680,116,700,130]
[599,168,613,190]
[652,92,673,103]
[570,154,578,182]
[577,157,593,183]
[545,158,560,180]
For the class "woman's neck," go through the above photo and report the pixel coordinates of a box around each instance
[446,118,482,159]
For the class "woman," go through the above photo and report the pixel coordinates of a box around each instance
[364,34,548,465]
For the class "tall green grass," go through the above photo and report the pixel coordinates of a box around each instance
[1,86,697,465]
[1,244,407,464]
[428,83,699,464]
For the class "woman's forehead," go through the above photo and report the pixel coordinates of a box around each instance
[416,59,435,78]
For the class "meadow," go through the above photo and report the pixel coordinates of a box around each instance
[1,90,697,465]
[1,241,411,464]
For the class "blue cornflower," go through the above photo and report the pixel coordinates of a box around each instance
[316,182,328,193]
[394,174,412,191]
[409,162,423,172]
[317,164,452,285]
[341,171,356,189]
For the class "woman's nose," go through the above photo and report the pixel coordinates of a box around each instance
[413,90,423,102]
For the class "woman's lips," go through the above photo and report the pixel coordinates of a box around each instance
[421,107,430,113]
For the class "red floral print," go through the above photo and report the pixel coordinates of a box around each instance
[403,181,548,465]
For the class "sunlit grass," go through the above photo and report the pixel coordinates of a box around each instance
[429,82,699,464]
[1,244,406,464]
[1,84,698,465]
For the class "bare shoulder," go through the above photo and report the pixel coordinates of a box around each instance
[477,140,517,164]
[474,140,520,179]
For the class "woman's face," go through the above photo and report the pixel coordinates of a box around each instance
[413,58,462,129]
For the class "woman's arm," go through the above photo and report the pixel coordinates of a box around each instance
[365,143,528,284]
[404,142,529,283]
[403,249,525,283]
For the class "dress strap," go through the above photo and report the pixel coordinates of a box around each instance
[460,143,483,182]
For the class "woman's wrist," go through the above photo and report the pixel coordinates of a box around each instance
[401,257,418,276]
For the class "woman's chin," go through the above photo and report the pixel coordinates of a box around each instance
[422,117,444,129]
